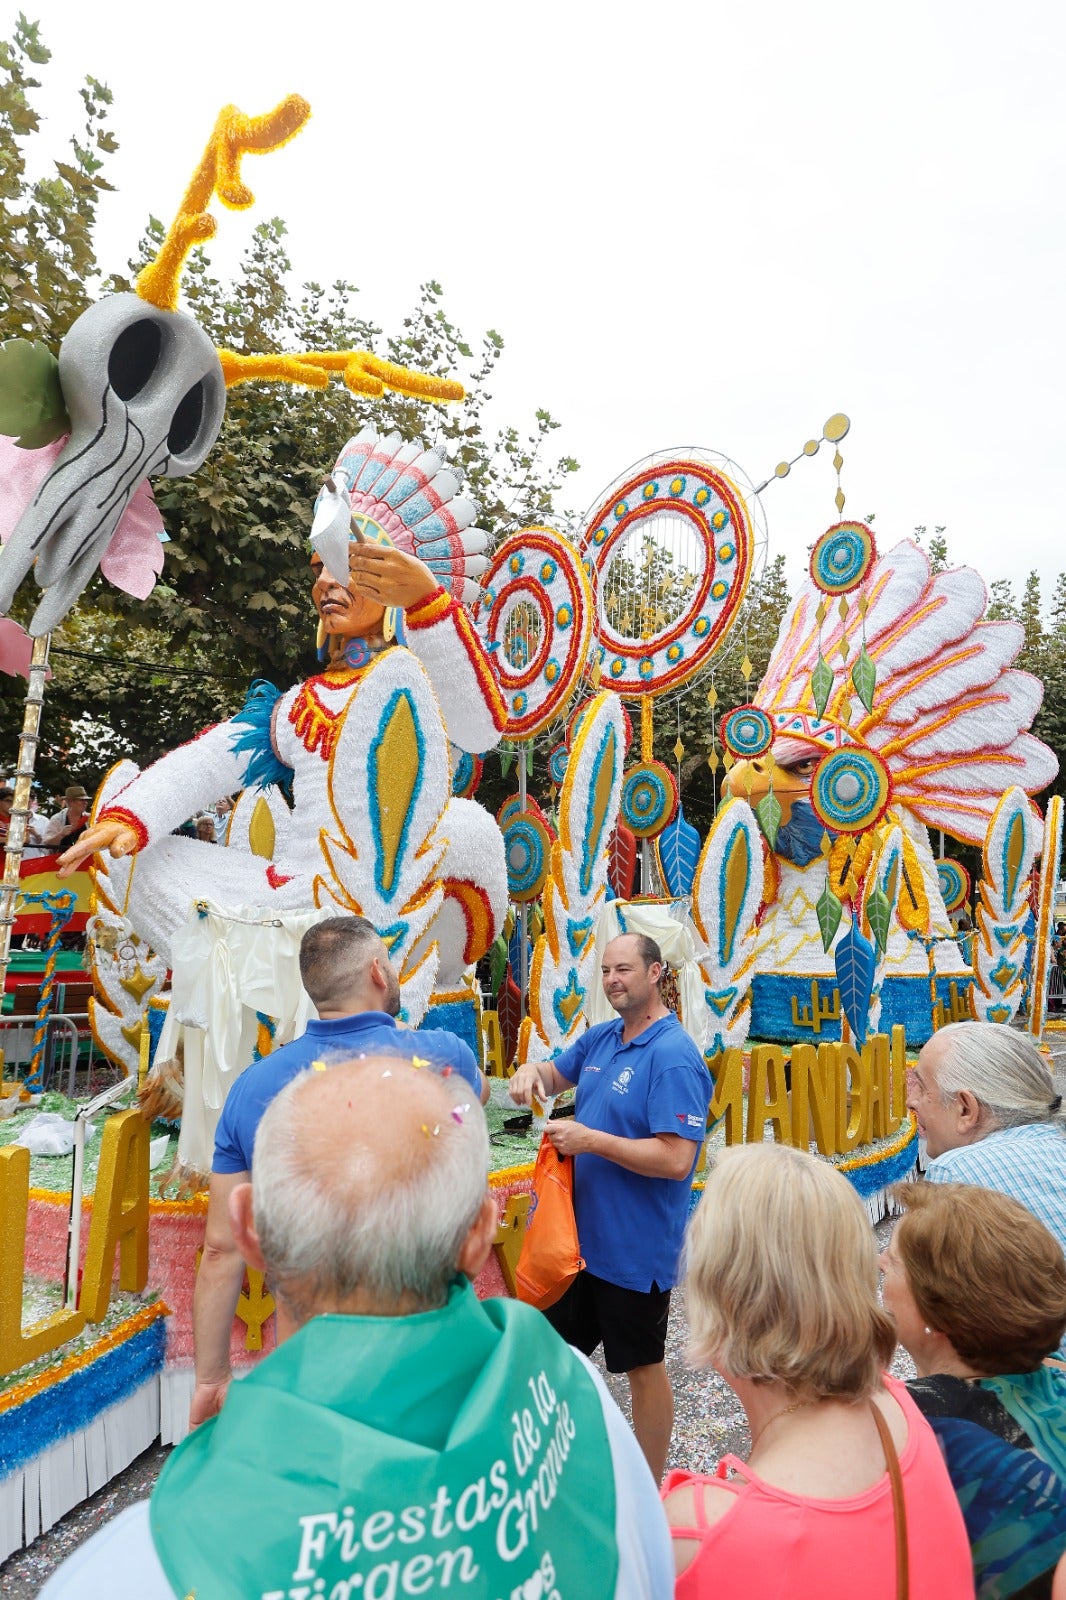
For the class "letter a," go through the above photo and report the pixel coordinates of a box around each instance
[80,1108,150,1323]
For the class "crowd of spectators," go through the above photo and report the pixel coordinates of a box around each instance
[36,925,1066,1597]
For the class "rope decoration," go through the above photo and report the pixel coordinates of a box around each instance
[20,889,77,1090]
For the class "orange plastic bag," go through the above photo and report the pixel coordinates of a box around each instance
[515,1135,584,1310]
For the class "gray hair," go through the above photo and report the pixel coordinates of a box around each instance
[251,1054,490,1320]
[933,1022,1064,1130]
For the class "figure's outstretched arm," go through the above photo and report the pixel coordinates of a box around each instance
[60,718,260,874]
[404,587,506,754]
[345,543,505,754]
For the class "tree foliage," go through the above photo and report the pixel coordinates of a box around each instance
[0,18,578,791]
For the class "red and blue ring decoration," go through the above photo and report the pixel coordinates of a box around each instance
[474,526,592,738]
[936,858,971,914]
[809,521,877,596]
[580,459,753,697]
[503,810,552,902]
[619,760,678,839]
[450,749,483,799]
[810,747,891,835]
[720,704,773,760]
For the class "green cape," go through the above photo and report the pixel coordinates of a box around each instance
[151,1282,618,1599]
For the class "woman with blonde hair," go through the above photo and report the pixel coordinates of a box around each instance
[661,1143,972,1598]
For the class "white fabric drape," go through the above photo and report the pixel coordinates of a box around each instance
[585,900,710,1050]
[167,902,334,1173]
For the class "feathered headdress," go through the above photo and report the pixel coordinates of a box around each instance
[312,428,492,606]
[755,539,1056,842]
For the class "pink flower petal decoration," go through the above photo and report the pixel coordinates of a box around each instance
[0,435,62,544]
[0,615,39,680]
[0,434,167,601]
[99,477,166,599]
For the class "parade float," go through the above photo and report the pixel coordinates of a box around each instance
[0,91,1061,1562]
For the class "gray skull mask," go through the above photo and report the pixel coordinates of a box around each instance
[0,292,226,635]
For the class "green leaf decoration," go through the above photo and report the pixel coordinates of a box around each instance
[499,742,514,778]
[526,740,534,777]
[851,644,877,714]
[0,338,69,448]
[816,881,843,952]
[812,652,834,718]
[755,790,782,851]
[866,885,892,957]
[489,934,508,998]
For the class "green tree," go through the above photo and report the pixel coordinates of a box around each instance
[0,20,578,792]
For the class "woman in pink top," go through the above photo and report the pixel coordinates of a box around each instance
[661,1144,974,1599]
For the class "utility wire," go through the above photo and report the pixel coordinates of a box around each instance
[48,645,253,684]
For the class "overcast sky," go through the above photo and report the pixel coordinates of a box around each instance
[24,0,1066,605]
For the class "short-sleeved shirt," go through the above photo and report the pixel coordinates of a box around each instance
[554,1014,711,1292]
[212,1013,482,1175]
[926,1121,1066,1257]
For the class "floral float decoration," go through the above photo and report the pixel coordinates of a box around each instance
[970,788,1040,1027]
[725,536,1057,1045]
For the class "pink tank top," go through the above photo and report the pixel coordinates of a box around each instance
[662,1376,974,1600]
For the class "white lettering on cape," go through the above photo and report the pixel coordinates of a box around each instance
[266,1366,580,1599]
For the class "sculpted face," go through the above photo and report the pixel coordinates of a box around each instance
[725,752,819,824]
[311,551,386,641]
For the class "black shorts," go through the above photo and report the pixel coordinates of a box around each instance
[544,1269,670,1373]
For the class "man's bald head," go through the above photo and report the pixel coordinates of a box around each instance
[250,1055,490,1321]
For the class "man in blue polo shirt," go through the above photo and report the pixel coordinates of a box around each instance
[191,913,485,1429]
[509,931,710,1482]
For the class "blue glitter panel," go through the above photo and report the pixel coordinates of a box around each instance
[419,996,482,1068]
[0,1318,166,1479]
[147,1000,168,1068]
[752,972,974,1047]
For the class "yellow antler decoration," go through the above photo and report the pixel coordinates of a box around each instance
[137,95,312,311]
[138,95,464,405]
[217,350,464,402]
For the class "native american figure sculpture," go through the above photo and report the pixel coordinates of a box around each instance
[726,536,1057,1043]
[72,431,509,1175]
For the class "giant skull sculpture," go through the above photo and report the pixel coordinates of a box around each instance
[0,293,226,635]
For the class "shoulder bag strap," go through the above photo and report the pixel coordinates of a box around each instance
[868,1398,909,1600]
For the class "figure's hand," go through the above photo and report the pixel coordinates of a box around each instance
[509,1062,552,1107]
[347,544,439,611]
[189,1377,231,1428]
[58,820,139,875]
[545,1120,596,1157]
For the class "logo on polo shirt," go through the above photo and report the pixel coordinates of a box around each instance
[677,1112,704,1128]
[612,1066,634,1095]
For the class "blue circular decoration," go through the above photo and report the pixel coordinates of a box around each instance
[810,747,891,834]
[937,858,971,914]
[620,761,678,839]
[549,743,569,784]
[720,705,773,759]
[450,750,483,799]
[810,521,876,595]
[503,812,551,902]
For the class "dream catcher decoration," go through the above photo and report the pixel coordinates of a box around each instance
[473,529,594,1016]
[578,451,757,891]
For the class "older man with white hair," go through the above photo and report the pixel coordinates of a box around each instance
[907,1021,1066,1279]
[42,1055,673,1600]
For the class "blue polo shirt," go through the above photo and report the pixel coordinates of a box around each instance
[212,1013,483,1175]
[553,1014,711,1292]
